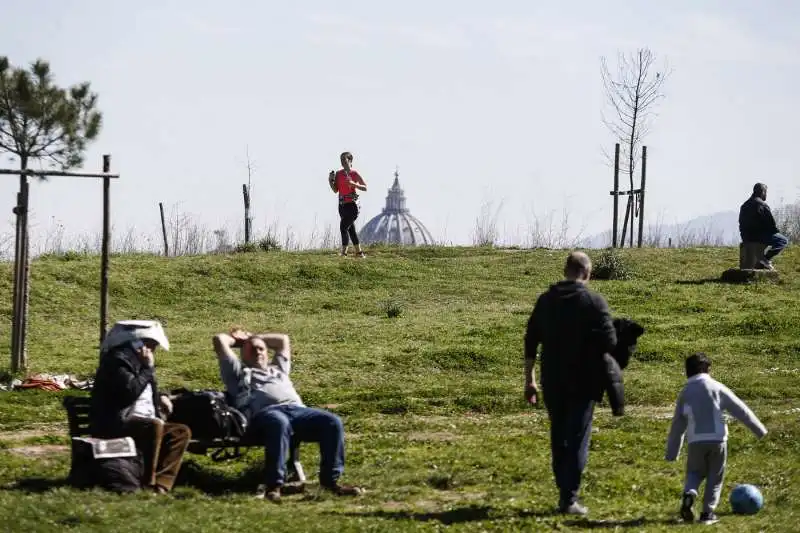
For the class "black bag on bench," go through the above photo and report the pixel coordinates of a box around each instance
[168,390,248,440]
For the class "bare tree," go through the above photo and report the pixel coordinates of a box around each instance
[775,200,800,243]
[601,49,669,247]
[243,146,255,245]
[472,199,504,247]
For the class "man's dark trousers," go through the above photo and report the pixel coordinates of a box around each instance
[544,393,595,507]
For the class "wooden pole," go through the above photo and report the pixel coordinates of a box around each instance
[11,154,31,373]
[637,146,647,248]
[0,169,119,178]
[159,202,169,256]
[10,190,22,371]
[629,191,634,248]
[612,143,620,248]
[620,195,632,248]
[100,155,111,344]
[242,184,251,245]
[19,178,30,370]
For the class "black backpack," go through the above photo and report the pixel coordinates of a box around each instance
[168,390,247,440]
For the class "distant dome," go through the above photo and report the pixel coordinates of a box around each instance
[359,169,435,246]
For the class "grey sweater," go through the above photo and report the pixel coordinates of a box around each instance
[665,373,767,461]
[218,351,305,414]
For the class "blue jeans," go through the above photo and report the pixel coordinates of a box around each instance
[762,233,788,260]
[252,404,345,488]
[544,395,595,506]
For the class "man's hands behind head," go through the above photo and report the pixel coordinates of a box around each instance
[229,328,253,347]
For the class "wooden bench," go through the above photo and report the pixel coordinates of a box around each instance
[63,396,306,486]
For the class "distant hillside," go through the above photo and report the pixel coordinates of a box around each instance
[580,210,740,248]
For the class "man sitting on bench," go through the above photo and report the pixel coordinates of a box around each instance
[90,320,192,493]
[739,182,789,270]
[212,328,363,502]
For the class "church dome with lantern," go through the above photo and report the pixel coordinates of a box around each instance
[359,169,435,246]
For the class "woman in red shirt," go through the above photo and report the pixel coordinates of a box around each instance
[328,151,367,257]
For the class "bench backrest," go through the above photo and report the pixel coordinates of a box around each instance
[63,396,92,437]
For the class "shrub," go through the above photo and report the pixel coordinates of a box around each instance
[258,235,282,252]
[233,242,258,254]
[381,299,404,319]
[38,250,86,261]
[592,248,634,280]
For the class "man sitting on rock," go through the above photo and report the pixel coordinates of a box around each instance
[738,182,788,270]
[212,328,363,502]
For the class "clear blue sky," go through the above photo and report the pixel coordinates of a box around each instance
[2,0,798,249]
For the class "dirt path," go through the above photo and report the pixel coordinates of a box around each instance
[0,423,66,442]
[7,445,68,458]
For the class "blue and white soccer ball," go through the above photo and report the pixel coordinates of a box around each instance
[730,484,764,515]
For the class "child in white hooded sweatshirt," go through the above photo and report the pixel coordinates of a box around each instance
[665,353,767,525]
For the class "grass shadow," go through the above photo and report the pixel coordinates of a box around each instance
[675,278,724,286]
[342,506,684,529]
[563,516,682,529]
[2,477,71,493]
[340,506,565,526]
[174,460,306,496]
[340,505,494,525]
[2,462,301,497]
[175,460,263,495]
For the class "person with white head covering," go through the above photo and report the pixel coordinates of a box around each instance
[90,320,191,493]
[100,319,171,355]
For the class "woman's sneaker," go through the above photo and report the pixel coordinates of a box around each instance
[558,501,589,516]
[698,512,719,525]
[680,490,696,522]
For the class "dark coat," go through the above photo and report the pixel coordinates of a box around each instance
[89,342,160,438]
[602,318,646,416]
[739,196,779,242]
[525,281,617,403]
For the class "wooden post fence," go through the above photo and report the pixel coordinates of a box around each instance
[159,202,169,256]
[1,157,120,371]
[100,154,111,344]
[637,146,647,248]
[612,143,620,248]
[243,184,252,245]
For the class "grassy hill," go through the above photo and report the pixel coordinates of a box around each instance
[0,246,798,532]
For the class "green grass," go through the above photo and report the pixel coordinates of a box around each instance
[0,245,798,531]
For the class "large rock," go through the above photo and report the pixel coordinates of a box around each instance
[739,242,768,269]
[721,268,779,284]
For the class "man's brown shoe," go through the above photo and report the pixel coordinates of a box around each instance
[256,484,282,503]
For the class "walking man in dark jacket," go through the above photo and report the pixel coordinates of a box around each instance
[524,252,617,515]
[738,182,788,270]
[90,320,191,493]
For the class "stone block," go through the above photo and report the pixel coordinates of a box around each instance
[739,242,768,269]
[721,268,779,284]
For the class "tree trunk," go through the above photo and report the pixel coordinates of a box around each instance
[620,195,632,249]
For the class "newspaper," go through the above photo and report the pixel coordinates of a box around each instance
[72,437,137,459]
